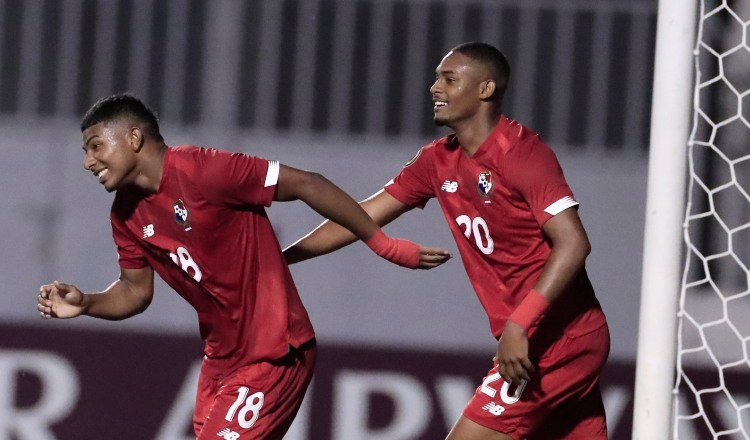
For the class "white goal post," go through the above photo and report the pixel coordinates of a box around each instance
[634,0,698,439]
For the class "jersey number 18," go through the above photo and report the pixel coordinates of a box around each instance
[169,246,203,282]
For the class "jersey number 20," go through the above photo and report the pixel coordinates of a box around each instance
[481,371,526,404]
[456,215,494,255]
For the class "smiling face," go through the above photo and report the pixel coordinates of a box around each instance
[81,120,140,192]
[430,51,490,128]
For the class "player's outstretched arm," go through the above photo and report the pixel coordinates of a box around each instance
[276,165,450,269]
[38,266,155,320]
[495,208,591,384]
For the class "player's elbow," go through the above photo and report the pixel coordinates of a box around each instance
[133,292,153,315]
[579,235,591,259]
[302,170,328,186]
[296,171,331,198]
[556,234,590,269]
[573,235,591,267]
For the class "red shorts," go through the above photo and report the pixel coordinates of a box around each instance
[463,324,610,439]
[193,341,316,440]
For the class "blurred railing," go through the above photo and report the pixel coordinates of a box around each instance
[0,0,657,150]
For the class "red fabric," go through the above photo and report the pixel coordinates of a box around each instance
[194,343,316,439]
[110,146,315,376]
[462,324,610,439]
[384,115,606,338]
[364,229,421,268]
[509,289,550,331]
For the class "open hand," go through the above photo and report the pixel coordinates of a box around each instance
[37,281,86,319]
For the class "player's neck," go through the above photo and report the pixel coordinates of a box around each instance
[453,114,501,156]
[131,143,168,194]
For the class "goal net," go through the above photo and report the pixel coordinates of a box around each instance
[673,1,750,439]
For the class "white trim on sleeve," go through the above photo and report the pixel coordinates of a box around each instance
[265,160,280,187]
[544,196,579,215]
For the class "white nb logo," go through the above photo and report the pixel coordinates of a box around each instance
[217,428,240,440]
[441,180,458,192]
[482,401,506,416]
[142,224,155,238]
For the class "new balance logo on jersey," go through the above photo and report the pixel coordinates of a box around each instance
[142,224,155,238]
[217,428,240,440]
[441,180,458,192]
[482,401,506,416]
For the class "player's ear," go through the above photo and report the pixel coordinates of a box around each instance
[480,80,496,100]
[129,127,144,152]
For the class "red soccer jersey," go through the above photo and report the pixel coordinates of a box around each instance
[385,116,606,338]
[110,146,315,376]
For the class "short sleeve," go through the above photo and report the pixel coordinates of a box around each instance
[384,146,436,209]
[110,215,148,269]
[506,138,579,226]
[199,148,277,207]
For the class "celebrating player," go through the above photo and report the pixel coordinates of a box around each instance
[284,42,610,439]
[36,94,450,439]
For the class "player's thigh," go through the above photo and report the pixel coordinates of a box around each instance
[528,384,607,440]
[447,416,515,440]
[194,369,220,437]
[527,325,609,439]
[461,325,609,439]
[197,345,316,440]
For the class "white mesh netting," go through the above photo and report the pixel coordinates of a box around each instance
[673,1,750,439]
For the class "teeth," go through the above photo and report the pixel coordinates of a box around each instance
[97,169,108,179]
[434,101,447,107]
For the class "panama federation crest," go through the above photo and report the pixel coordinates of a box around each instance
[478,171,493,197]
[173,199,192,231]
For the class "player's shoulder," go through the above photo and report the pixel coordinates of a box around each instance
[501,117,554,158]
[169,144,202,156]
[399,137,443,169]
[421,134,458,157]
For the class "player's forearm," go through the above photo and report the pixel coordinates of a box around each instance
[284,220,359,264]
[284,189,407,265]
[84,279,153,320]
[532,239,590,303]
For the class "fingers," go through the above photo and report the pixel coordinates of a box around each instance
[37,302,52,319]
[39,284,53,299]
[496,349,533,384]
[420,246,451,257]
[37,292,53,319]
[38,282,60,319]
[53,280,71,293]
[521,356,535,374]
[418,247,451,269]
[498,360,531,384]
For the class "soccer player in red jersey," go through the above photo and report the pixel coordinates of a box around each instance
[284,42,610,439]
[36,94,450,439]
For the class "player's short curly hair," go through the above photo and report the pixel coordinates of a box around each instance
[81,93,163,142]
[451,42,511,101]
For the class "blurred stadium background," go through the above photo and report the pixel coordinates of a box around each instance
[1,0,744,438]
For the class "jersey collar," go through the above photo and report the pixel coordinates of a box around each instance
[469,115,512,161]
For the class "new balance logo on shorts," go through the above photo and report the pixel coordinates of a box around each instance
[217,428,240,440]
[441,180,458,192]
[482,401,506,416]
